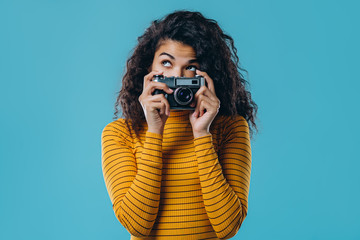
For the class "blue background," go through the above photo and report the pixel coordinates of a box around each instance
[1,0,359,239]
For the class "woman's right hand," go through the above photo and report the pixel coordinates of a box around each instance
[138,70,174,135]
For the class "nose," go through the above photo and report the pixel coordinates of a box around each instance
[168,67,184,77]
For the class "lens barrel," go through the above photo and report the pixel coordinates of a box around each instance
[174,87,193,105]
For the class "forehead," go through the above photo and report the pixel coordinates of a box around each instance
[155,40,196,58]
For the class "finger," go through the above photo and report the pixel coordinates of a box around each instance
[164,96,171,116]
[148,93,169,102]
[199,100,206,117]
[193,96,205,118]
[197,94,213,106]
[193,86,207,100]
[159,99,170,116]
[159,101,165,115]
[144,70,163,84]
[194,86,217,102]
[193,94,206,117]
[152,95,171,116]
[196,69,216,94]
[197,94,219,116]
[145,82,174,96]
[200,94,220,109]
[199,99,215,117]
[148,95,171,116]
[150,102,165,114]
[143,70,164,91]
[193,98,200,117]
[198,95,209,117]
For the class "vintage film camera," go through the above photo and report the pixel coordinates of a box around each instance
[152,75,205,110]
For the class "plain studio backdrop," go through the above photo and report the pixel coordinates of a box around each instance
[1,0,359,239]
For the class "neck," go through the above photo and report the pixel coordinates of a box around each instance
[167,109,192,122]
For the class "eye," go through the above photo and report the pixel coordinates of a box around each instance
[161,60,171,67]
[186,65,197,71]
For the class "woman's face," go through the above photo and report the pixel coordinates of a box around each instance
[149,39,200,78]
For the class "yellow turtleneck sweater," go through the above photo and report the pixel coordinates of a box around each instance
[101,110,252,240]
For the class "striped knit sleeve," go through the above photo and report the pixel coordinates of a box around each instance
[193,115,252,239]
[101,121,163,237]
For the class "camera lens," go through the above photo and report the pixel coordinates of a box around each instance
[174,87,193,105]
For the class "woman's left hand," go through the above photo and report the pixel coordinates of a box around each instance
[189,69,221,138]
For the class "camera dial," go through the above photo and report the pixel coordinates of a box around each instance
[153,75,164,82]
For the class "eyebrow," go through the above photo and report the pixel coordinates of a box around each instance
[159,52,198,64]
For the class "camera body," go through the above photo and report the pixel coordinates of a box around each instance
[152,75,205,110]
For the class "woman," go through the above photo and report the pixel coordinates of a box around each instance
[101,10,258,240]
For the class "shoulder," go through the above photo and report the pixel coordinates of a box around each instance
[213,114,249,130]
[101,118,134,141]
[210,114,249,146]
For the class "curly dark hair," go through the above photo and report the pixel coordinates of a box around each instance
[114,10,258,138]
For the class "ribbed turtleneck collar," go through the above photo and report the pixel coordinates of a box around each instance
[167,110,192,122]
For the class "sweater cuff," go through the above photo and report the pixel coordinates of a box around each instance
[193,133,213,146]
[146,131,163,140]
